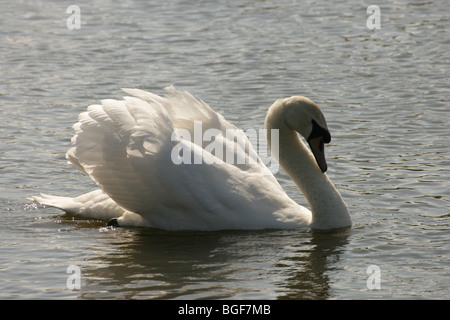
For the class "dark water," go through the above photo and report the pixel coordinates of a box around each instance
[1,0,449,299]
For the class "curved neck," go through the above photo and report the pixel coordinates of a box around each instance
[266,118,351,230]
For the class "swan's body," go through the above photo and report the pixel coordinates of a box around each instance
[31,87,351,230]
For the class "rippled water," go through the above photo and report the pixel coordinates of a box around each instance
[1,0,449,299]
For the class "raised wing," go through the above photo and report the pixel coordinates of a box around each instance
[65,88,292,229]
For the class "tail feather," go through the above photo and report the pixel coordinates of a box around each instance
[29,189,125,222]
[29,193,80,214]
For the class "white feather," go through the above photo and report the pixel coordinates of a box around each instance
[31,87,351,230]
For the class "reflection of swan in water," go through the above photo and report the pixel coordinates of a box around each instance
[276,230,351,299]
[31,87,351,231]
[72,228,350,299]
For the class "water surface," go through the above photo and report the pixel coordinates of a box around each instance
[1,0,449,299]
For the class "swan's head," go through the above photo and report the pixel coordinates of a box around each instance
[278,96,331,173]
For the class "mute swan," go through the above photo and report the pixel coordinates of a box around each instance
[30,87,351,230]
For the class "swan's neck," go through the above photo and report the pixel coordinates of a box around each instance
[266,123,351,229]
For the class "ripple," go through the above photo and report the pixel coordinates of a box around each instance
[1,0,449,299]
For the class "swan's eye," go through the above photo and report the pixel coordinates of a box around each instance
[308,119,331,144]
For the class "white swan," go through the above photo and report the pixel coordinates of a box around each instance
[30,87,351,230]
